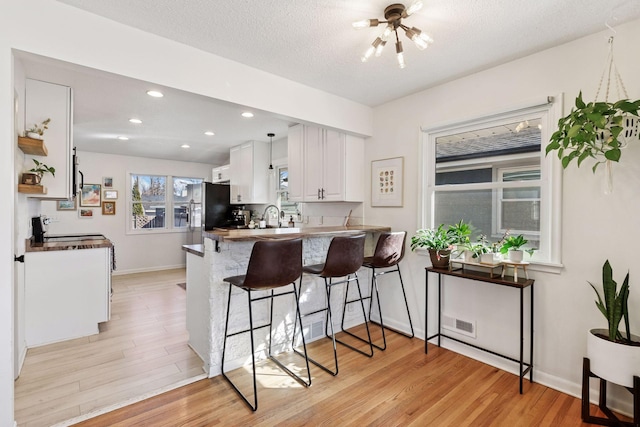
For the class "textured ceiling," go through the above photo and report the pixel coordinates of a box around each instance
[56,0,640,106]
[19,1,640,165]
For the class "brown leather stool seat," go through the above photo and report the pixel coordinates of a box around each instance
[221,238,310,411]
[297,234,373,376]
[361,231,414,350]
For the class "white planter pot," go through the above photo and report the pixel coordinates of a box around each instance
[508,250,524,262]
[463,250,475,262]
[27,132,42,139]
[587,328,640,387]
[480,253,495,264]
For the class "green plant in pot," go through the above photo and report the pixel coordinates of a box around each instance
[499,234,535,262]
[410,224,454,269]
[22,159,55,185]
[25,118,51,140]
[447,220,473,259]
[586,260,640,388]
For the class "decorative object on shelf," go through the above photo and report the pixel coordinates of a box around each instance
[410,223,453,268]
[79,208,93,218]
[371,156,403,207]
[103,190,118,200]
[353,1,433,68]
[25,118,50,140]
[586,260,639,388]
[103,177,113,188]
[56,199,76,211]
[545,36,640,193]
[499,234,535,262]
[101,201,116,215]
[80,184,101,207]
[22,159,56,185]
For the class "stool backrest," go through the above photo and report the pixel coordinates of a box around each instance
[321,234,365,278]
[243,238,303,290]
[370,231,406,268]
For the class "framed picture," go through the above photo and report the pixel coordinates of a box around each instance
[80,184,101,207]
[103,177,113,188]
[371,157,404,207]
[79,208,93,218]
[57,199,76,211]
[103,189,118,200]
[102,201,116,215]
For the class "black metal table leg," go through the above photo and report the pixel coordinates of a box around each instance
[437,274,442,348]
[530,282,534,383]
[519,287,524,394]
[425,268,429,354]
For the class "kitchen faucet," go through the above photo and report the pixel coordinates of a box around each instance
[262,204,281,228]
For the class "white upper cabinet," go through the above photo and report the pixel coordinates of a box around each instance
[211,164,230,183]
[229,141,270,204]
[288,124,364,203]
[24,79,73,199]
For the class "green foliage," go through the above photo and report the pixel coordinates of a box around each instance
[447,220,473,246]
[29,159,55,177]
[132,176,145,217]
[589,260,632,343]
[410,224,455,252]
[26,118,51,136]
[499,234,535,256]
[546,92,640,172]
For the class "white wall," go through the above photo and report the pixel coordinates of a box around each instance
[39,151,213,274]
[366,20,640,412]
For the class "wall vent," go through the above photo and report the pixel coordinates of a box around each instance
[442,314,476,338]
[304,321,324,341]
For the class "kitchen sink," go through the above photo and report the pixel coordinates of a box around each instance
[44,234,107,242]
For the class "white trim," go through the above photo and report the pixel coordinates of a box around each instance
[111,264,185,276]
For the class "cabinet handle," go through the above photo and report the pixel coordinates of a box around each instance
[317,189,321,200]
[321,188,325,199]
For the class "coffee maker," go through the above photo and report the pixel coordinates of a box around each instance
[31,216,46,243]
[230,208,250,228]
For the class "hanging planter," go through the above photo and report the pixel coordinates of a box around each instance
[546,37,640,188]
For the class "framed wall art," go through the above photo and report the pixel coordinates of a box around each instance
[103,177,113,188]
[56,199,76,211]
[371,157,404,207]
[102,201,116,215]
[79,208,93,218]
[80,184,101,207]
[103,190,118,200]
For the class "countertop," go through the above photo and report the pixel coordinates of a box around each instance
[181,243,204,257]
[26,235,114,252]
[203,225,391,243]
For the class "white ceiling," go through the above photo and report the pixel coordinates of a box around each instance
[19,1,640,165]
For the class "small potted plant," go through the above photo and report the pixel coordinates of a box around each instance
[410,224,454,269]
[25,118,51,140]
[586,260,640,388]
[21,159,56,185]
[499,234,535,262]
[447,220,473,259]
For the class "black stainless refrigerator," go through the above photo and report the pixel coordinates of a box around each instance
[186,182,232,245]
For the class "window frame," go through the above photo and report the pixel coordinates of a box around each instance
[126,173,204,235]
[419,96,564,271]
[495,164,541,237]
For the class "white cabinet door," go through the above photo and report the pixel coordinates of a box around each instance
[24,79,73,199]
[303,126,323,201]
[211,164,230,183]
[321,130,345,201]
[287,125,304,202]
[230,143,252,203]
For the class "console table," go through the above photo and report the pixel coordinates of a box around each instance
[425,266,534,394]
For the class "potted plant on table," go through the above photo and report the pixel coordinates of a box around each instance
[25,118,51,140]
[499,234,535,262]
[21,159,56,185]
[586,260,640,388]
[410,224,455,269]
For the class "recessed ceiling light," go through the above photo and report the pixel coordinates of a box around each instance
[181,144,190,149]
[204,131,215,136]
[129,118,142,124]
[146,90,164,98]
[117,136,129,141]
[241,112,254,118]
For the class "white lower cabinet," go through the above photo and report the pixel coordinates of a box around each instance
[288,124,364,202]
[25,248,111,347]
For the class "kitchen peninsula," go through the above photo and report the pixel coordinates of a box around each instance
[183,225,390,376]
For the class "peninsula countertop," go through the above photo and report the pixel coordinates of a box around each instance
[203,225,391,243]
[26,234,114,252]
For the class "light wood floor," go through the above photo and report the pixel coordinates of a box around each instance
[72,324,625,426]
[14,268,205,427]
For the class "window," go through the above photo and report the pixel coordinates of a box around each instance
[129,174,203,232]
[420,98,563,267]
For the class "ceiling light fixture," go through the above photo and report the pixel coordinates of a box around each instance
[181,144,190,148]
[204,131,215,136]
[241,112,254,118]
[129,118,142,124]
[267,133,275,170]
[146,90,164,98]
[353,1,433,68]
[117,136,129,141]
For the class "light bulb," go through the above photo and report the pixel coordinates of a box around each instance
[375,40,387,57]
[352,19,379,29]
[411,27,434,44]
[396,41,406,69]
[382,24,393,40]
[412,34,428,50]
[404,0,423,16]
[361,46,375,62]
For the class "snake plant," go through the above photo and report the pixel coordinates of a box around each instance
[589,260,631,343]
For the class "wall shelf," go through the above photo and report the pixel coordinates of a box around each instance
[18,136,48,156]
[18,184,47,195]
